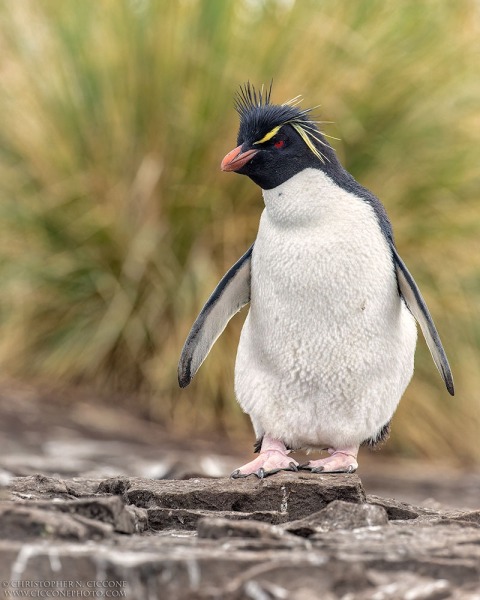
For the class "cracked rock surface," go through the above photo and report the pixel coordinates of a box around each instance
[1,472,480,599]
[0,386,479,599]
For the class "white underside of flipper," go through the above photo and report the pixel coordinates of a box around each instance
[178,246,252,387]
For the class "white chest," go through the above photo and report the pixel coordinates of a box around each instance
[252,168,397,335]
[234,168,417,448]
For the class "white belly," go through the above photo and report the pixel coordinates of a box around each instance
[234,169,417,449]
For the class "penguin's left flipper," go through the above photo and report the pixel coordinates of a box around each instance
[392,246,454,396]
[178,245,253,388]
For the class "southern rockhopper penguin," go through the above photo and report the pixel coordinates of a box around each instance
[178,83,454,477]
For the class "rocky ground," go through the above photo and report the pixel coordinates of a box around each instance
[0,383,479,599]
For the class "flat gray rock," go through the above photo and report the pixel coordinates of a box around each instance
[98,471,366,520]
[0,503,112,541]
[148,506,287,530]
[197,516,307,548]
[284,499,389,536]
[1,472,480,599]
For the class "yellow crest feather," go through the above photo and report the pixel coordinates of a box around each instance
[254,125,282,145]
[290,123,326,163]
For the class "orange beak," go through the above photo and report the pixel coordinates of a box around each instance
[221,145,258,172]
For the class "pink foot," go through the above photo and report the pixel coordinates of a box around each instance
[231,437,299,479]
[302,447,359,474]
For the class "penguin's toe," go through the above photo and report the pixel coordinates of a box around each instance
[231,451,300,478]
[301,447,359,474]
[230,469,247,479]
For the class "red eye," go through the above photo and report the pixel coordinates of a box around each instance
[274,139,285,149]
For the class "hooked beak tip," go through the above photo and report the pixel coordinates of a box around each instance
[221,146,258,172]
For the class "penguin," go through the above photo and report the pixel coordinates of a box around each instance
[178,83,454,477]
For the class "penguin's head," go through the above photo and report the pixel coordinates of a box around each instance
[221,83,337,190]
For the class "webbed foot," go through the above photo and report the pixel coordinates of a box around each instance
[301,446,359,474]
[231,436,298,479]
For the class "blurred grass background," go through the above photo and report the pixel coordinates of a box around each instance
[0,0,478,464]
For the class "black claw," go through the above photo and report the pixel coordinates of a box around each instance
[289,462,298,472]
[299,463,312,470]
[311,466,324,473]
[346,465,357,473]
[231,469,248,479]
[255,468,265,479]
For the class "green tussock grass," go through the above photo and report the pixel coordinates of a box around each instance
[0,0,478,463]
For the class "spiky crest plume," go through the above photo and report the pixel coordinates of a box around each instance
[234,81,273,119]
[234,82,334,164]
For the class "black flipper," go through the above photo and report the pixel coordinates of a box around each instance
[178,245,253,388]
[392,245,454,396]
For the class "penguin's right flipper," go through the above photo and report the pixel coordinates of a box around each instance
[392,246,454,396]
[178,245,253,388]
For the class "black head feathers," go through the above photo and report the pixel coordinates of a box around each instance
[234,81,273,120]
[234,82,329,164]
[225,83,394,243]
